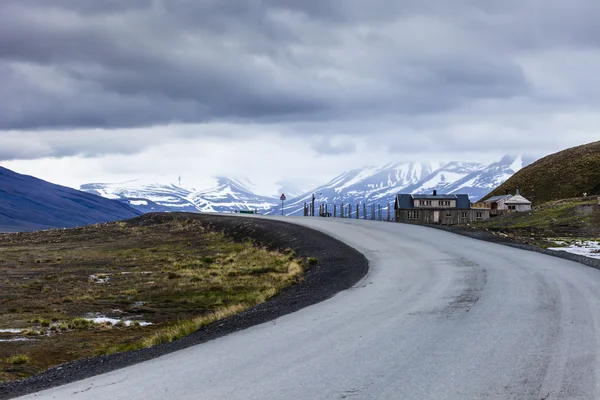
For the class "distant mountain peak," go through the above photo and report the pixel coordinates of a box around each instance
[80,155,531,217]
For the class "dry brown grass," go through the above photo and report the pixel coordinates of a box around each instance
[0,218,305,383]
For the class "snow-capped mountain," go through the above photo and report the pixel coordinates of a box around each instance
[80,177,279,214]
[270,155,530,216]
[436,155,531,200]
[188,177,278,213]
[80,177,198,213]
[81,155,530,216]
[271,162,443,216]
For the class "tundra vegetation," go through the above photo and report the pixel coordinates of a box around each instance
[470,197,600,252]
[0,217,308,383]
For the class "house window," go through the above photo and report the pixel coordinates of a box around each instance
[439,200,452,207]
[407,211,419,220]
[445,212,452,217]
[508,205,516,210]
[476,212,483,220]
[461,212,468,219]
[419,200,432,206]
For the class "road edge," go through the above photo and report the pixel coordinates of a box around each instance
[426,224,600,270]
[0,213,369,399]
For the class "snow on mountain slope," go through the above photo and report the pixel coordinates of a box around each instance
[189,177,278,213]
[401,161,485,196]
[270,156,530,216]
[82,177,279,214]
[81,155,529,217]
[270,162,441,216]
[80,177,197,213]
[442,155,528,201]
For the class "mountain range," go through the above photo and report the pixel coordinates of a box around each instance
[81,177,277,214]
[0,166,141,232]
[80,155,532,216]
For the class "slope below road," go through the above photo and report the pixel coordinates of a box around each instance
[13,217,600,399]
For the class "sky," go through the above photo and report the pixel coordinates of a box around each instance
[1,0,599,195]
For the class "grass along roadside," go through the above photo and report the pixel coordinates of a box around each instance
[468,197,600,255]
[0,217,311,383]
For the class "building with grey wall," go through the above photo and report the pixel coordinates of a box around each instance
[395,192,490,225]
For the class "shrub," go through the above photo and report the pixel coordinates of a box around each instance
[6,354,30,365]
[307,257,319,266]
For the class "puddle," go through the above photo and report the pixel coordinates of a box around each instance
[85,316,152,327]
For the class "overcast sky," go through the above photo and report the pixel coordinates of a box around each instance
[1,0,599,194]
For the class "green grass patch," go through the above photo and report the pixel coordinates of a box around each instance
[5,354,29,365]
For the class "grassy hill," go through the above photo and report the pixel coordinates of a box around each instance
[481,141,600,204]
[474,197,600,235]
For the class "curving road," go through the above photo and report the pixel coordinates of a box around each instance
[19,217,600,399]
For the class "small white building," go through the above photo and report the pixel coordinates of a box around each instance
[504,189,532,212]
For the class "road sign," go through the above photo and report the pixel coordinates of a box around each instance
[280,194,286,216]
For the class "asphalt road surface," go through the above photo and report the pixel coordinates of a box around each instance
[19,217,600,399]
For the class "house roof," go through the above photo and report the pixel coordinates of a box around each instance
[486,194,513,202]
[412,194,457,200]
[504,194,531,205]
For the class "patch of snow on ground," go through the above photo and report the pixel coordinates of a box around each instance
[85,316,152,326]
[89,274,110,284]
[0,329,22,333]
[130,200,149,206]
[548,240,600,259]
[0,337,32,342]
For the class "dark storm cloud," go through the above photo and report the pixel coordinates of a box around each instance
[0,0,599,138]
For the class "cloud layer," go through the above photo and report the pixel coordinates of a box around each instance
[0,0,599,186]
[2,0,599,130]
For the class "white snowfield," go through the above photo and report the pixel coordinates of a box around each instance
[19,216,600,400]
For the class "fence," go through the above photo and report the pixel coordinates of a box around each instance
[303,201,395,222]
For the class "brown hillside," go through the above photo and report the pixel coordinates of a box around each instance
[482,141,600,205]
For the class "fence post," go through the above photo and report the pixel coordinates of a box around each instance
[387,202,391,221]
[341,203,344,218]
[334,204,337,218]
[356,204,359,219]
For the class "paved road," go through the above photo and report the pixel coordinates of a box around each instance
[20,218,600,399]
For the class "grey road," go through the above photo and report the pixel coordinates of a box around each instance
[20,218,600,399]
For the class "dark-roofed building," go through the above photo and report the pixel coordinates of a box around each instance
[394,191,490,225]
